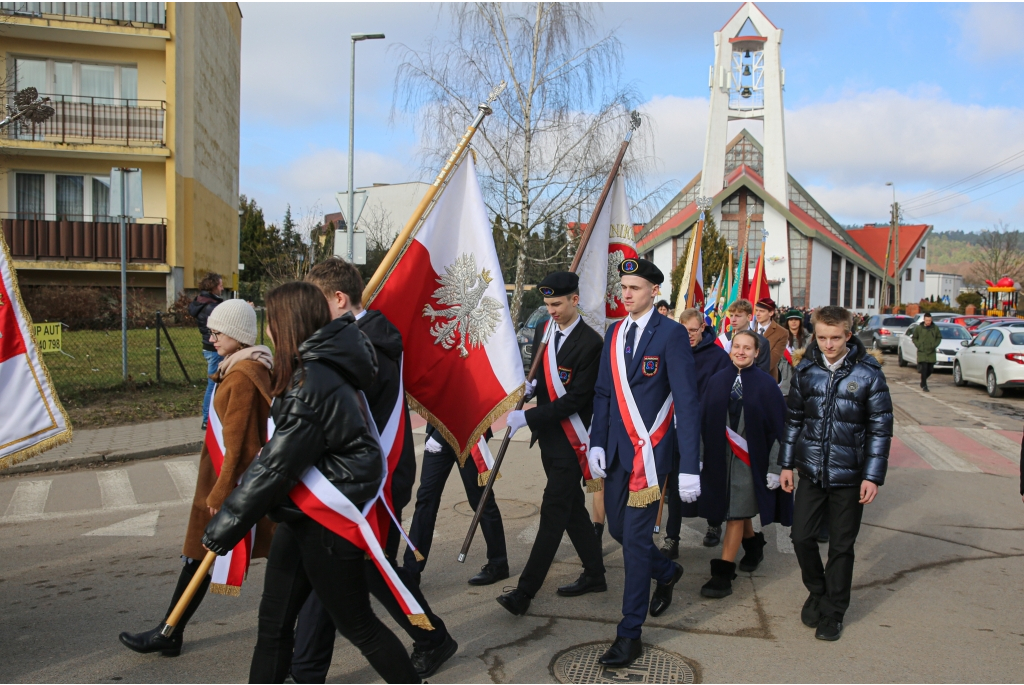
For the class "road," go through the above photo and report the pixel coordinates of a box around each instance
[1,359,1022,683]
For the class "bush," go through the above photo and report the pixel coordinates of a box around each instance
[20,285,158,330]
[916,299,959,314]
[956,291,983,312]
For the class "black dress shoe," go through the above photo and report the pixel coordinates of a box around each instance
[649,562,683,617]
[556,572,607,597]
[801,594,821,628]
[815,616,844,641]
[119,626,183,657]
[660,538,679,560]
[703,524,722,547]
[598,636,643,668]
[411,632,458,679]
[468,563,509,586]
[496,588,532,616]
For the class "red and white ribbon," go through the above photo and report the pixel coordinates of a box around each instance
[205,387,256,596]
[468,434,499,486]
[609,319,674,507]
[716,332,731,352]
[725,426,752,467]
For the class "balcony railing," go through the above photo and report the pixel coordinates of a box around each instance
[1,92,166,147]
[2,213,167,263]
[0,2,165,28]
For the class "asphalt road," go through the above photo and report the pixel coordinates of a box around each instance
[1,357,1022,683]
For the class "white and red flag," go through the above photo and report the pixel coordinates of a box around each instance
[367,154,524,459]
[576,174,638,334]
[0,235,71,470]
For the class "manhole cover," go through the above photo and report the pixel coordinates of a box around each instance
[550,641,697,684]
[453,498,538,519]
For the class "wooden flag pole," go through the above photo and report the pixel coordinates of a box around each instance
[684,197,713,309]
[750,228,768,305]
[363,82,506,306]
[458,111,643,563]
[159,551,216,637]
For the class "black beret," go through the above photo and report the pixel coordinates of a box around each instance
[537,271,579,298]
[618,258,664,285]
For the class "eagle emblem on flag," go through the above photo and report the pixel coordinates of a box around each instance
[606,249,626,307]
[423,253,504,358]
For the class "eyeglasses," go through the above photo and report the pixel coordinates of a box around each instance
[209,330,223,340]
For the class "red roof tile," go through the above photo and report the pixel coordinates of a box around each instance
[847,224,930,277]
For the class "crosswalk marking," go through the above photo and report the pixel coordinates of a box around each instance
[4,480,52,517]
[96,470,137,509]
[896,426,980,472]
[959,428,1021,465]
[164,461,199,501]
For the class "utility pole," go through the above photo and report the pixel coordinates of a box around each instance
[892,200,901,314]
[347,32,385,262]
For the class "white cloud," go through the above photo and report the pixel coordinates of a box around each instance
[959,3,1024,61]
[632,94,708,184]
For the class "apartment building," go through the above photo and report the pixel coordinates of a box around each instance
[0,2,241,307]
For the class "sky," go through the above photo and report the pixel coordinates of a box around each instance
[238,2,1024,233]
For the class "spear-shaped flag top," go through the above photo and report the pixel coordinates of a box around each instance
[368,154,524,461]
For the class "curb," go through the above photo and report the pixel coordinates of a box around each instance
[4,440,203,476]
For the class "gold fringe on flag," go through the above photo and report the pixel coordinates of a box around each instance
[627,484,661,508]
[584,478,603,493]
[209,583,241,597]
[476,469,502,487]
[407,613,435,630]
[412,549,425,562]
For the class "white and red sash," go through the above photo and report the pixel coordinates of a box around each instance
[542,321,601,492]
[609,319,674,507]
[468,434,500,486]
[716,332,731,352]
[725,426,752,467]
[783,345,794,366]
[204,386,257,596]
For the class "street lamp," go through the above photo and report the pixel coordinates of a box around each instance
[347,32,385,262]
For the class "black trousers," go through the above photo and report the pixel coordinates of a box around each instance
[248,518,418,684]
[385,443,417,560]
[517,455,605,597]
[918,362,934,386]
[791,477,864,622]
[403,442,507,572]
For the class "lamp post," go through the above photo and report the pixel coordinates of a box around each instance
[347,32,385,262]
[885,182,900,313]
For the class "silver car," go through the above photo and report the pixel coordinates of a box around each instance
[858,314,915,352]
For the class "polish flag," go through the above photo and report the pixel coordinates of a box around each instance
[367,155,524,460]
[0,236,71,470]
[576,174,637,334]
[693,248,705,306]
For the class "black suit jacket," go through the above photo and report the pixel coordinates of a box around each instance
[524,319,603,461]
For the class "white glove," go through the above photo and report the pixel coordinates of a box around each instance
[678,473,701,503]
[587,447,607,479]
[506,410,527,438]
[766,473,781,490]
[523,379,537,401]
[424,436,442,453]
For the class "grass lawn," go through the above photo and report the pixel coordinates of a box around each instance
[63,382,205,429]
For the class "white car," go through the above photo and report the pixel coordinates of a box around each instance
[898,323,972,369]
[953,326,1024,397]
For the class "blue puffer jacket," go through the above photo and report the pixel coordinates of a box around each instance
[779,334,893,487]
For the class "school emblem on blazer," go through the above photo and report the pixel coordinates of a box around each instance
[558,366,572,385]
[642,356,659,377]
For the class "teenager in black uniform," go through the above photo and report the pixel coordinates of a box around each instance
[496,272,607,615]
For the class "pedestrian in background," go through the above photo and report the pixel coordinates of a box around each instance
[120,299,274,657]
[189,272,224,430]
[910,312,941,392]
[780,305,892,642]
[779,309,809,395]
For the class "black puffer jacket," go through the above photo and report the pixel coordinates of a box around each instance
[188,291,223,352]
[203,314,381,554]
[779,334,893,488]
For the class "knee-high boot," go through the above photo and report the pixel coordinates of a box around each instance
[119,559,212,657]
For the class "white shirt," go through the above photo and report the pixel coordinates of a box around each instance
[622,306,656,354]
[354,309,367,321]
[553,313,581,354]
[824,351,848,373]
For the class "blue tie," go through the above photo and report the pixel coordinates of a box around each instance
[625,322,637,365]
[555,330,563,354]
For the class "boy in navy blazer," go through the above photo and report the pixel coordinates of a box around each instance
[588,258,701,667]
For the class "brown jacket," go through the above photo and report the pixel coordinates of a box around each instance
[182,359,274,560]
[761,319,789,381]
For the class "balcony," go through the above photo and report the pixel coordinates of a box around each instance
[0,2,165,28]
[2,213,166,263]
[1,92,165,148]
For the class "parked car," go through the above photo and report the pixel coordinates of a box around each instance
[953,326,1024,397]
[914,312,957,324]
[937,315,1005,333]
[898,323,972,369]
[972,318,1024,335]
[857,314,915,352]
[517,305,550,372]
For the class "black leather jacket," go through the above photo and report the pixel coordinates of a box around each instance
[778,335,893,488]
[188,291,223,352]
[203,314,381,554]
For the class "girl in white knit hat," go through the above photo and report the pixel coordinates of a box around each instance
[119,299,276,656]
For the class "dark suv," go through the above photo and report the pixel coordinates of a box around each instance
[516,306,550,372]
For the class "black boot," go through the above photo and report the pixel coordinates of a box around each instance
[119,560,211,656]
[700,559,736,598]
[593,522,604,540]
[738,531,766,572]
[660,538,679,560]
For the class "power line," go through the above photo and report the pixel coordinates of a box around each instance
[902,161,1024,211]
[902,175,1024,220]
[900,147,1024,207]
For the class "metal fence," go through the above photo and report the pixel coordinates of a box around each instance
[1,92,167,147]
[39,308,268,401]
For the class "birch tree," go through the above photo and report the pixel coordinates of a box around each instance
[394,2,652,322]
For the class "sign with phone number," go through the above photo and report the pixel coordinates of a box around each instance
[33,322,62,354]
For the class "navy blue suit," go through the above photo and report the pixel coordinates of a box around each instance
[591,310,699,639]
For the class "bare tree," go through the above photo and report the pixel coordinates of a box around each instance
[394,2,655,322]
[971,221,1024,284]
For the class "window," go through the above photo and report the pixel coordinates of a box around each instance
[973,331,990,347]
[985,331,1004,347]
[856,268,866,309]
[16,173,45,219]
[905,268,912,281]
[920,269,925,282]
[830,253,841,306]
[844,261,854,308]
[918,246,926,259]
[12,171,133,221]
[868,275,876,299]
[14,57,138,104]
[1009,333,1024,346]
[788,225,808,308]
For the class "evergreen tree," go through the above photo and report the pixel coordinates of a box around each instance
[668,214,728,307]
